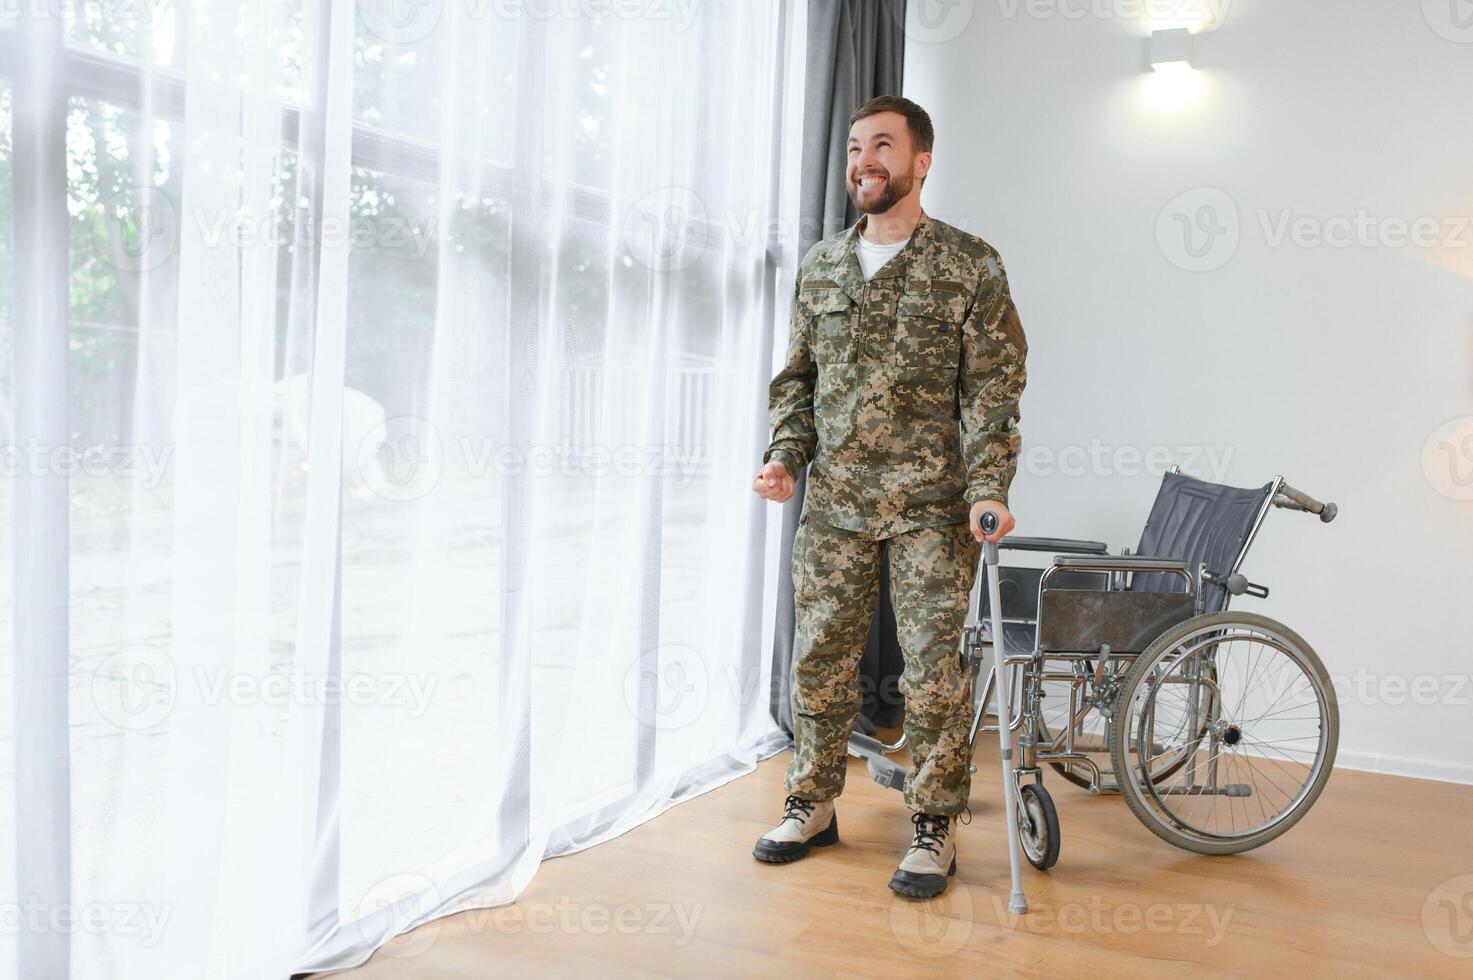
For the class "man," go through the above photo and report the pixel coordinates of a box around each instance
[750,96,1027,900]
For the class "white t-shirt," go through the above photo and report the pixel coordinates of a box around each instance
[856,228,911,281]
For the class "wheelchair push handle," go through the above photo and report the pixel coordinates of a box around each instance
[1273,481,1338,523]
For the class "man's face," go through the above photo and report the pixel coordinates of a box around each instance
[846,111,929,215]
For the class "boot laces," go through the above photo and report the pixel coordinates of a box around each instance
[781,795,817,826]
[909,812,952,855]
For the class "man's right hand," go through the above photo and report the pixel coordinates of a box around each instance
[752,461,796,503]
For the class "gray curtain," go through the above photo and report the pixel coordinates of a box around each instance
[772,0,907,737]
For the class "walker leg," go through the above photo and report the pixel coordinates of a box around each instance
[982,533,1028,915]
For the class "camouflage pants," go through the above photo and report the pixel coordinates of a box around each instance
[784,511,981,816]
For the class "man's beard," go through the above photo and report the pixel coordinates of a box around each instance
[848,168,914,215]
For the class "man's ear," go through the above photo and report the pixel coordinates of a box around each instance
[914,151,932,182]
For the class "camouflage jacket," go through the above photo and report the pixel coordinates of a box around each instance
[763,209,1027,540]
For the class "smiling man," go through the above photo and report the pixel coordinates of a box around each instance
[750,96,1028,899]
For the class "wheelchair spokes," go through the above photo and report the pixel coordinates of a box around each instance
[1125,653,1220,786]
[1111,614,1338,854]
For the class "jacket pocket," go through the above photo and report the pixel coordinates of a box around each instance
[799,285,856,364]
[894,285,968,376]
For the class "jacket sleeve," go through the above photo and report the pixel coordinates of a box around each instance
[762,275,818,481]
[959,251,1028,509]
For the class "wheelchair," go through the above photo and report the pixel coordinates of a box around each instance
[850,468,1340,870]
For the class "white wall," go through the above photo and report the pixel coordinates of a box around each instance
[906,0,1473,783]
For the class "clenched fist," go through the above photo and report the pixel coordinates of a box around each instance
[752,461,796,503]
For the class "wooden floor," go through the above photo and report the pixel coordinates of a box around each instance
[324,737,1473,978]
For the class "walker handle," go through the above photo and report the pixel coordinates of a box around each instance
[979,511,1001,565]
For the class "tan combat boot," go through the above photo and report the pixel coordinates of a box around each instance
[889,811,957,898]
[752,794,839,863]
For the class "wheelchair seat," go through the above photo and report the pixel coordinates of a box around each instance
[1000,622,1038,656]
[976,565,1108,654]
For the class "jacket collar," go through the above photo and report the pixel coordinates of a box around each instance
[831,208,936,303]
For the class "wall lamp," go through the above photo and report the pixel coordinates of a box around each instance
[1150,28,1194,72]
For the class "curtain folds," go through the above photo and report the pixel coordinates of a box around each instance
[0,1,803,975]
[770,0,908,738]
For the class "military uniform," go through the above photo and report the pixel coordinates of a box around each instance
[765,208,1027,816]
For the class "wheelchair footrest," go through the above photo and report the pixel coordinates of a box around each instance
[1152,783,1253,797]
[846,732,907,793]
[866,756,907,792]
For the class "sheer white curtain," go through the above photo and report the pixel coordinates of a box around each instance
[0,1,804,975]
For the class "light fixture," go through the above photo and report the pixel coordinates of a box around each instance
[1150,28,1194,72]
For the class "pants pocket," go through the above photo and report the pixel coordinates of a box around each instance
[790,512,810,601]
[957,522,982,595]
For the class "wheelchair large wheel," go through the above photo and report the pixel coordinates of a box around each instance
[1109,612,1338,855]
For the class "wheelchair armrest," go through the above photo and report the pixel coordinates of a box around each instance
[999,536,1109,555]
[1050,554,1191,572]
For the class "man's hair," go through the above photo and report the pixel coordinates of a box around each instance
[848,95,935,156]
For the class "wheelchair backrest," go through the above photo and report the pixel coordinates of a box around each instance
[1130,471,1276,613]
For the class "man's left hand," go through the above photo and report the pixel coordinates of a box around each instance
[969,500,1015,543]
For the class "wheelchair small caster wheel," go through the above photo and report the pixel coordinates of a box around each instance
[1018,783,1060,870]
